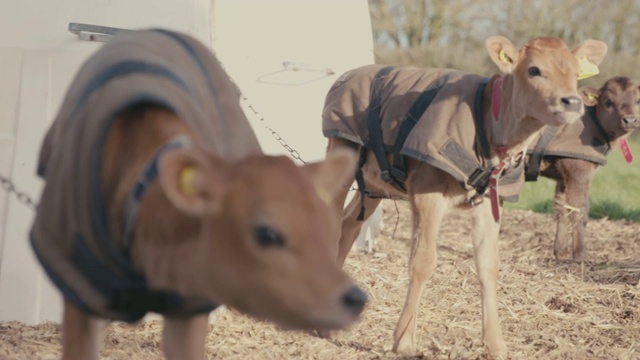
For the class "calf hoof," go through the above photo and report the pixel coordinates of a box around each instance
[573,248,587,262]
[485,341,508,360]
[392,335,416,356]
[314,329,332,338]
[554,247,573,261]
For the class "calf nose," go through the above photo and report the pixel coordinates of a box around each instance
[623,116,638,126]
[561,96,583,112]
[342,286,367,317]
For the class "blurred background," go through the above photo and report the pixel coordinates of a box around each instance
[367,0,640,222]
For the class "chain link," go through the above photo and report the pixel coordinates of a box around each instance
[0,175,37,211]
[242,101,309,165]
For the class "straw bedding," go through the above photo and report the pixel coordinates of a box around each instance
[2,200,639,359]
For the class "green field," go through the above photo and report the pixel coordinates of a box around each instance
[505,135,640,222]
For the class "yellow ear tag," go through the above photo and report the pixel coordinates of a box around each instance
[578,55,599,80]
[179,166,196,195]
[315,185,332,205]
[498,50,509,63]
[587,93,598,101]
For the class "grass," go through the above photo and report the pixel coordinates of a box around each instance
[505,135,640,222]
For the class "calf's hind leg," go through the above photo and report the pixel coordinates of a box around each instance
[392,190,447,355]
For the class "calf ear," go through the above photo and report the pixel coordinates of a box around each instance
[579,86,600,106]
[572,40,608,66]
[572,40,608,80]
[158,148,229,216]
[485,36,519,74]
[304,148,358,205]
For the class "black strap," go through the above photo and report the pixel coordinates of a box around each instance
[473,78,492,162]
[355,148,369,221]
[465,78,493,194]
[366,66,404,190]
[70,235,193,321]
[524,125,560,181]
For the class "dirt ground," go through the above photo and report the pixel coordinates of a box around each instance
[2,200,639,360]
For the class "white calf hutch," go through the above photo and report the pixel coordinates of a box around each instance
[0,0,381,324]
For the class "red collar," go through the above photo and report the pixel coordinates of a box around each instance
[490,76,509,155]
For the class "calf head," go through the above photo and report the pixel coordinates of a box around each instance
[157,147,366,330]
[485,36,608,127]
[580,77,640,139]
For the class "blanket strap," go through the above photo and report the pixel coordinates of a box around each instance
[524,125,560,181]
[354,66,395,220]
[365,66,402,190]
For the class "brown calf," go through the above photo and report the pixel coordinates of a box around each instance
[321,36,607,358]
[526,76,640,261]
[30,30,366,360]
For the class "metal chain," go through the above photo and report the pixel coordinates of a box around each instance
[223,62,407,201]
[240,100,309,165]
[0,175,37,211]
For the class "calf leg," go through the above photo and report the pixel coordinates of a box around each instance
[315,191,381,339]
[471,201,507,358]
[554,159,595,261]
[336,191,382,267]
[392,191,447,355]
[61,299,108,360]
[573,195,591,261]
[553,179,573,260]
[162,313,210,360]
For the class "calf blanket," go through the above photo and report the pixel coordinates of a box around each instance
[30,29,262,322]
[322,64,524,202]
[525,107,609,181]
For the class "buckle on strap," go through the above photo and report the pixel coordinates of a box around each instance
[467,167,491,193]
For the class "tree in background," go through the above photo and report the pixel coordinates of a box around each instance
[368,0,640,85]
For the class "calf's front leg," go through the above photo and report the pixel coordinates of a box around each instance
[162,313,210,360]
[62,299,108,360]
[553,159,595,261]
[471,201,507,359]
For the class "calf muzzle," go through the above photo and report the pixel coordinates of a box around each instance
[561,96,583,112]
[342,286,368,317]
[622,116,639,128]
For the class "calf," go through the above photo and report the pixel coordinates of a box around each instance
[30,29,366,360]
[321,36,607,358]
[525,77,640,261]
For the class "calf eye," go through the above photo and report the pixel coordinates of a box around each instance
[528,66,541,77]
[604,99,614,108]
[254,225,286,247]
